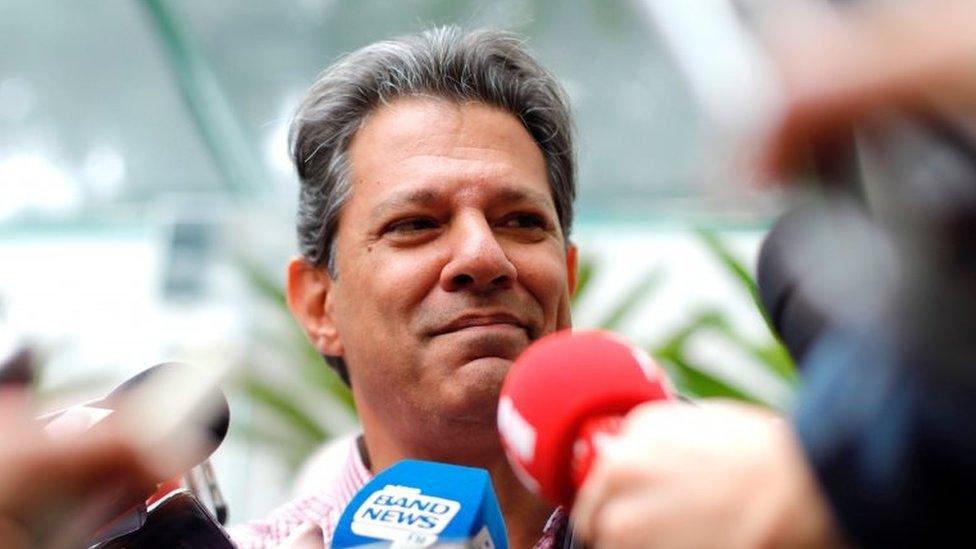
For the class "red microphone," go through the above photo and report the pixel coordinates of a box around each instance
[497,330,674,508]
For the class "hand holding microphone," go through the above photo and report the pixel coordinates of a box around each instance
[0,388,158,548]
[572,401,840,549]
[497,330,675,509]
[0,361,232,548]
[498,330,842,549]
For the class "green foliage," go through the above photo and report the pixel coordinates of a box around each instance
[595,268,664,332]
[574,230,797,409]
[695,228,779,337]
[572,257,595,303]
[651,309,762,404]
[233,260,355,453]
[651,230,797,406]
[242,375,331,442]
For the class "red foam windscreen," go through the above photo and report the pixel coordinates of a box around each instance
[498,330,673,507]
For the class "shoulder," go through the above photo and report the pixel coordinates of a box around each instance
[228,433,369,548]
[227,491,345,548]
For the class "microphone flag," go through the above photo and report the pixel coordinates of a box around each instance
[332,459,508,548]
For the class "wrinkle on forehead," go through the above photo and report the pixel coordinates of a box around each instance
[369,184,555,221]
[345,97,552,220]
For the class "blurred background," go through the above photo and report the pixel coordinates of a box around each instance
[0,0,795,522]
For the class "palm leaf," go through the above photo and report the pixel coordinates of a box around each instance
[652,309,727,355]
[650,309,768,405]
[694,229,797,381]
[241,376,331,443]
[238,259,357,413]
[695,228,775,334]
[596,268,664,331]
[229,422,317,469]
[658,351,765,405]
[702,320,798,384]
[750,342,797,382]
[237,259,287,309]
[296,348,356,412]
[572,256,595,304]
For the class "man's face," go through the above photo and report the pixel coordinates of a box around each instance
[321,97,575,428]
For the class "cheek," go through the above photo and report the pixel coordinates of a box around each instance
[339,247,444,318]
[513,246,571,311]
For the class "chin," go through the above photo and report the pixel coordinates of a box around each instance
[459,356,513,394]
[438,358,509,418]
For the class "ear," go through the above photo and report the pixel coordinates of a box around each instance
[565,243,578,297]
[286,256,344,357]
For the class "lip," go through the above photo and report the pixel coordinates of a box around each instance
[431,313,527,336]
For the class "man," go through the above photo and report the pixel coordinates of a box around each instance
[230,27,578,548]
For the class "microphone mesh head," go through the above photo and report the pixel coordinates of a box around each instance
[498,330,672,506]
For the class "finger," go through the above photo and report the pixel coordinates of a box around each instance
[5,432,158,545]
[572,438,625,542]
[591,491,662,549]
[0,516,30,549]
[12,430,157,514]
[755,101,825,182]
[45,478,146,549]
[572,434,657,542]
[576,402,686,533]
[0,387,31,427]
[618,401,694,440]
[54,429,159,497]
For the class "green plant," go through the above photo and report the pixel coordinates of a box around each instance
[232,260,356,467]
[569,229,796,408]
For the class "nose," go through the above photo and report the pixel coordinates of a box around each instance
[440,214,517,293]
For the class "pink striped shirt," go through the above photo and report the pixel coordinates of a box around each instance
[228,435,567,548]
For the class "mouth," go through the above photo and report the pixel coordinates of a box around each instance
[431,313,529,337]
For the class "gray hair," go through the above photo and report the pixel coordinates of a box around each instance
[289,26,576,385]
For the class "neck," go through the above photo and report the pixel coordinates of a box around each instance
[485,454,557,549]
[360,415,554,549]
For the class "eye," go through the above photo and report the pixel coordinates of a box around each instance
[500,213,547,230]
[384,217,439,235]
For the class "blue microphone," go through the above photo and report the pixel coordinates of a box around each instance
[332,459,508,548]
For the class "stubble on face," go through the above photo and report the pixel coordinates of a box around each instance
[329,98,573,435]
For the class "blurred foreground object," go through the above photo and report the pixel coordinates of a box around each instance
[639,0,976,186]
[756,0,976,181]
[0,343,34,388]
[572,400,842,549]
[754,0,976,546]
[498,330,674,509]
[0,388,157,548]
[499,331,838,548]
[634,0,976,546]
[0,362,233,547]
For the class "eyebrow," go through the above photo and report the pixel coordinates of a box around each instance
[369,185,554,219]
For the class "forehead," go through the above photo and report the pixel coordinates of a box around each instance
[343,97,552,213]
